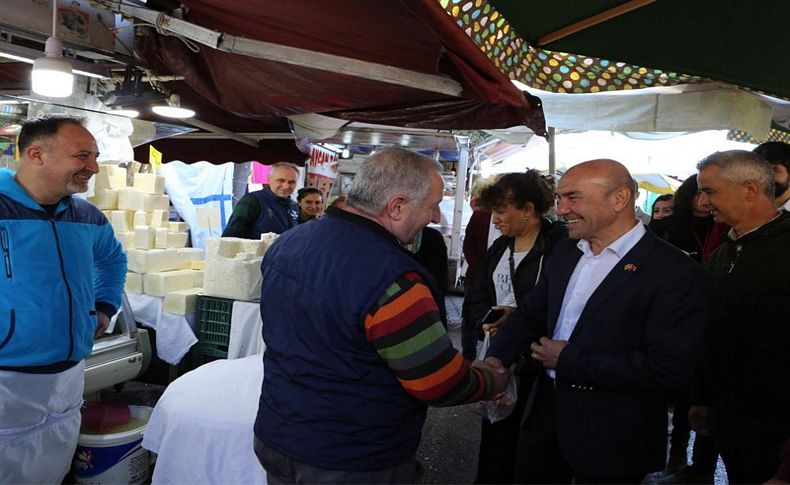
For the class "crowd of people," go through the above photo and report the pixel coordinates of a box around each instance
[2,113,789,485]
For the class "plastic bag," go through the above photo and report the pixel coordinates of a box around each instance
[470,331,519,423]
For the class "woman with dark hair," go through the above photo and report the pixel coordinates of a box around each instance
[651,193,674,221]
[462,170,566,484]
[296,188,324,223]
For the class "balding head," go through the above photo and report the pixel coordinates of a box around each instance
[565,159,637,203]
[556,159,639,254]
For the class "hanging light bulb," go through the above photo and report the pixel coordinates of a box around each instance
[341,145,351,159]
[152,94,195,118]
[31,2,73,98]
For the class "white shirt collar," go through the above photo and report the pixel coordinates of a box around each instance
[577,221,646,258]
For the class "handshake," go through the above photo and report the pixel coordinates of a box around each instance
[469,357,518,423]
[473,357,515,404]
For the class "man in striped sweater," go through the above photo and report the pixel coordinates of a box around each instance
[253,147,508,484]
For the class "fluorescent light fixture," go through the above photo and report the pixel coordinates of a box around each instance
[32,37,74,98]
[0,41,109,80]
[152,94,195,118]
[110,108,139,118]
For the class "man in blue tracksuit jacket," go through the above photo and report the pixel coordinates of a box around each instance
[0,115,126,483]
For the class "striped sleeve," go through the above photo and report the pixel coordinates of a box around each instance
[365,272,497,406]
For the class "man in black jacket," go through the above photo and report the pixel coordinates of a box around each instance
[485,159,707,483]
[690,150,790,484]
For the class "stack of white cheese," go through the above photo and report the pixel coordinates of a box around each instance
[88,164,189,251]
[202,234,278,301]
[125,247,206,315]
[88,164,205,315]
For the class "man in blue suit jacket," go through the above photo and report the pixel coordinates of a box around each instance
[487,160,707,483]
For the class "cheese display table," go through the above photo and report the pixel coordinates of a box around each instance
[142,355,267,485]
[227,300,265,359]
[127,293,197,365]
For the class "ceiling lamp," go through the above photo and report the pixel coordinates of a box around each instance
[152,94,195,118]
[31,2,74,98]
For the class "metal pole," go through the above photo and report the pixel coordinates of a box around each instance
[450,137,469,261]
[548,126,556,175]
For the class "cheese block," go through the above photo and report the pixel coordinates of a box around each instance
[126,248,180,273]
[133,211,152,227]
[166,232,189,248]
[205,237,246,259]
[88,189,118,210]
[116,231,135,250]
[143,269,196,297]
[118,189,170,212]
[163,287,202,315]
[238,239,269,257]
[110,210,134,233]
[151,210,168,228]
[191,269,204,288]
[177,248,204,268]
[133,173,165,195]
[134,226,156,250]
[191,260,206,270]
[260,232,278,245]
[95,164,127,190]
[154,228,169,249]
[169,221,188,233]
[203,252,263,301]
[125,272,142,294]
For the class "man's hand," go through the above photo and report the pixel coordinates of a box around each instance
[481,305,515,337]
[475,356,509,399]
[688,405,713,436]
[95,311,110,338]
[530,337,568,369]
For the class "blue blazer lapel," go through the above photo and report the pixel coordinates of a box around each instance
[547,242,583,336]
[569,230,656,341]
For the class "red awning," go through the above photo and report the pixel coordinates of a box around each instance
[134,0,545,135]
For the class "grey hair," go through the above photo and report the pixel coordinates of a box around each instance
[347,147,443,214]
[697,150,775,199]
[269,162,300,176]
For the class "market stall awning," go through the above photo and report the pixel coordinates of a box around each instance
[484,0,789,99]
[523,83,775,138]
[125,0,546,137]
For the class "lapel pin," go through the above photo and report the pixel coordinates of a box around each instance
[624,263,637,272]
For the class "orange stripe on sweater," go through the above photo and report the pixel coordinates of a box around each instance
[400,352,465,392]
[364,283,435,331]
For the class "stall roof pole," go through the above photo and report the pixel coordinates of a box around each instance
[548,127,556,175]
[450,136,469,261]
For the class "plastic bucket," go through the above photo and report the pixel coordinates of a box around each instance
[72,405,153,484]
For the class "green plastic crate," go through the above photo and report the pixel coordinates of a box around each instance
[194,295,234,358]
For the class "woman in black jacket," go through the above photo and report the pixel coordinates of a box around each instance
[461,170,566,484]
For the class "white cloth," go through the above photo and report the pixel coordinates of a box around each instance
[492,248,528,307]
[127,293,197,365]
[142,355,267,485]
[0,361,85,484]
[228,300,266,359]
[549,222,645,378]
[781,198,790,212]
[159,161,235,252]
